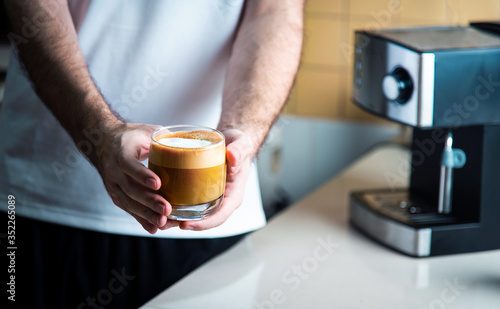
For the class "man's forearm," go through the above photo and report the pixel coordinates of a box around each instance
[5,0,121,147]
[219,0,304,156]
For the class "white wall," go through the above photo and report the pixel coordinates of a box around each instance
[257,116,402,214]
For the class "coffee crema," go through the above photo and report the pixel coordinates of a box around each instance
[149,130,226,206]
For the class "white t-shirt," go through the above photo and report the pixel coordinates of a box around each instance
[0,0,266,238]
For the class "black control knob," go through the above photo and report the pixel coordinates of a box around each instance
[382,67,413,104]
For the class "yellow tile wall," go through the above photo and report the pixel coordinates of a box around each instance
[285,0,500,123]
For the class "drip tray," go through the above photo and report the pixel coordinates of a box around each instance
[350,189,460,228]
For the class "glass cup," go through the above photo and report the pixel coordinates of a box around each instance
[148,125,226,221]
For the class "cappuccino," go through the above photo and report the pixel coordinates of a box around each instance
[149,126,226,220]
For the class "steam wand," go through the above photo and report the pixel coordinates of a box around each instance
[438,131,466,214]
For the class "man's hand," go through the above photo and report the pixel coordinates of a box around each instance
[178,1,304,231]
[93,123,172,234]
[5,1,175,234]
[178,0,304,231]
[178,129,254,231]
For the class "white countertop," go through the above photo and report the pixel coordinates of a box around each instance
[141,146,500,309]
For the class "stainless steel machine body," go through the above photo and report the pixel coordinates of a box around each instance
[350,26,500,257]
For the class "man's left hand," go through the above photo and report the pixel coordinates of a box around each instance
[176,129,255,231]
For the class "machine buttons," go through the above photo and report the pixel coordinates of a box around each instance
[354,45,363,89]
[355,75,362,87]
[355,60,362,70]
[382,67,413,104]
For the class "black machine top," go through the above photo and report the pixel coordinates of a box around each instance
[362,26,500,52]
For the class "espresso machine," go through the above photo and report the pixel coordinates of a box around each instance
[350,25,500,257]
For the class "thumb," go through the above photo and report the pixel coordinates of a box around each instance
[222,128,255,168]
[226,144,241,168]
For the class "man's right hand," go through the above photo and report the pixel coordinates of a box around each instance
[91,122,172,234]
[4,2,173,234]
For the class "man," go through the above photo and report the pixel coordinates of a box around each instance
[1,0,303,307]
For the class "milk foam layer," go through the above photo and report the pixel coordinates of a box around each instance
[158,137,211,148]
[150,129,225,169]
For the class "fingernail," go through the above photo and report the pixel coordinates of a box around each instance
[148,225,157,235]
[155,203,165,215]
[151,214,161,226]
[147,178,157,189]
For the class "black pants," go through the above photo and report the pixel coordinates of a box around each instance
[10,216,244,309]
